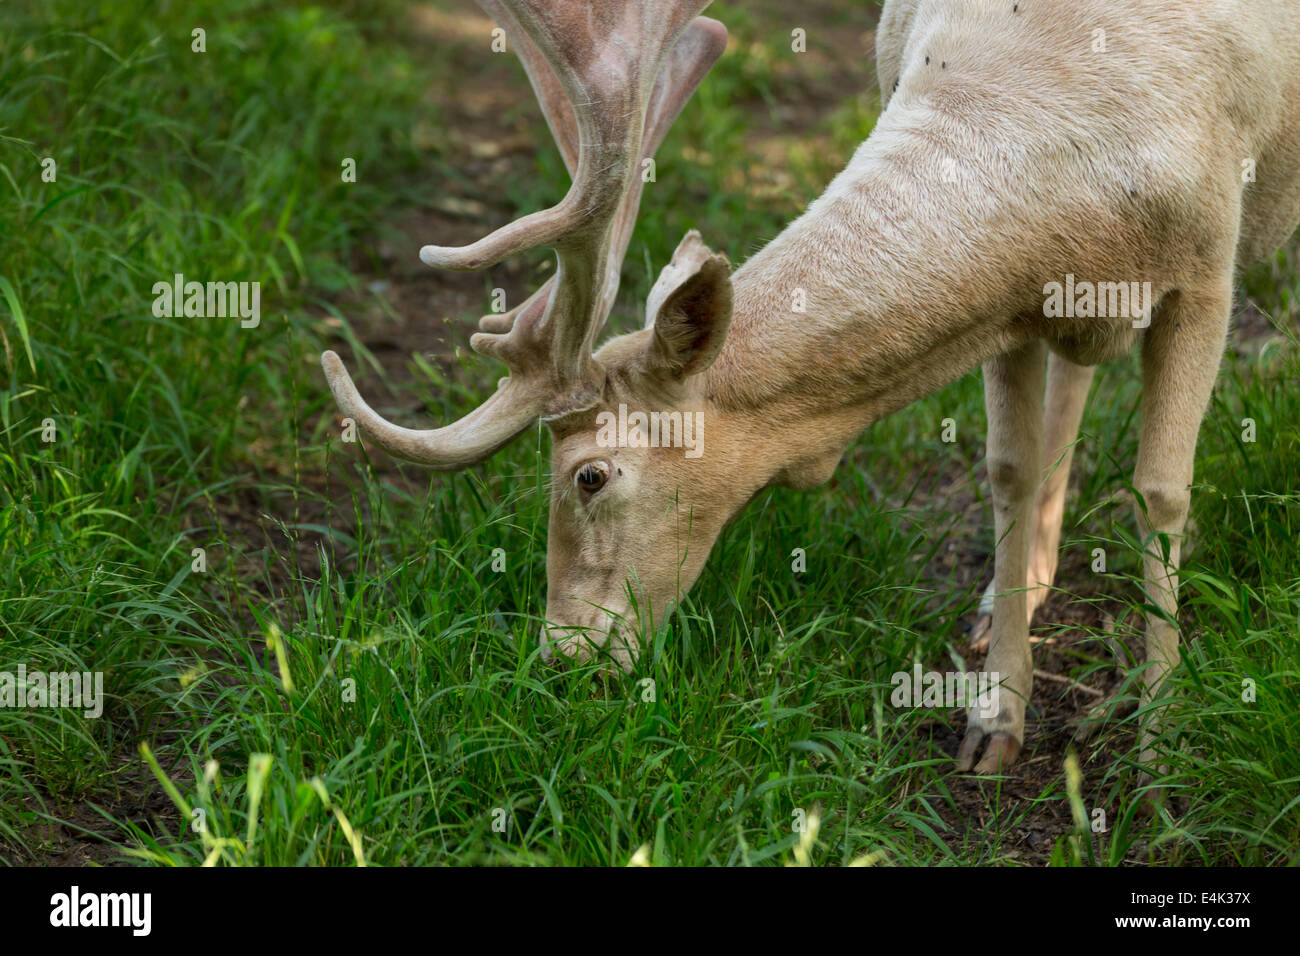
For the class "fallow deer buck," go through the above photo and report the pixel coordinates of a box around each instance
[322,0,1300,774]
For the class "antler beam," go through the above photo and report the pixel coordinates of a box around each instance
[323,0,725,468]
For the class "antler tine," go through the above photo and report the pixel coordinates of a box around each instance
[320,350,543,468]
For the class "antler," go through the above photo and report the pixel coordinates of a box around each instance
[322,0,727,468]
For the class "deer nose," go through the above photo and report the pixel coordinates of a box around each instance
[539,622,586,667]
[539,620,607,667]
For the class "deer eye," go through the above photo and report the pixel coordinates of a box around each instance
[574,461,610,496]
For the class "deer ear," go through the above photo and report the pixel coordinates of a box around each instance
[643,231,733,378]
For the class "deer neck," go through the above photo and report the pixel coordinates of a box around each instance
[699,130,1035,491]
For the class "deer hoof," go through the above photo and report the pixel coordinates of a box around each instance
[968,613,992,653]
[956,729,1021,774]
[955,727,984,771]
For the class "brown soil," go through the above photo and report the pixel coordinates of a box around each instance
[3,757,183,866]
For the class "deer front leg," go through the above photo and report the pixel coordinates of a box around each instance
[1132,282,1230,772]
[971,352,1095,650]
[958,339,1045,773]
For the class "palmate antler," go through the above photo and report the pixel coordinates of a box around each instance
[321,0,727,468]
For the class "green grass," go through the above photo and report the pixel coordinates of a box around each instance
[2,0,1297,866]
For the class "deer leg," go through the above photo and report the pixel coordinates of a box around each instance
[971,353,1095,650]
[1132,282,1230,772]
[1027,353,1096,613]
[957,339,1045,773]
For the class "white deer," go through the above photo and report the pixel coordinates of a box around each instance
[323,0,1300,774]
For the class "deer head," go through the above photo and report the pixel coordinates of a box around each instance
[321,0,741,670]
